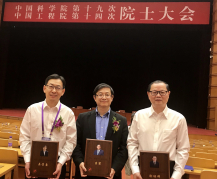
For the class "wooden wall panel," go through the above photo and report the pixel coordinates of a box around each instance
[208,121,215,130]
[209,75,217,85]
[213,44,217,52]
[208,97,217,107]
[214,34,217,42]
[213,12,217,23]
[212,55,217,63]
[207,107,215,119]
[211,65,217,74]
[209,86,217,96]
[208,1,217,130]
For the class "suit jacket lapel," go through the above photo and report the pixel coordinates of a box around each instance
[105,110,115,140]
[88,110,96,139]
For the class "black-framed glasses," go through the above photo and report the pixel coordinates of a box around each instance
[96,94,112,98]
[149,91,168,96]
[46,85,63,91]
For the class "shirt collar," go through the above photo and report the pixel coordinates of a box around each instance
[96,107,110,117]
[149,105,168,119]
[43,99,60,110]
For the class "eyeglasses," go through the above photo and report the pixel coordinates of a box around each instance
[96,94,112,98]
[149,91,168,96]
[46,85,63,91]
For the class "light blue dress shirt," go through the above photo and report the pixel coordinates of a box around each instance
[95,108,110,140]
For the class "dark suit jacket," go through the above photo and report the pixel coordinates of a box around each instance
[40,150,48,156]
[72,110,128,178]
[94,149,104,156]
[150,161,159,168]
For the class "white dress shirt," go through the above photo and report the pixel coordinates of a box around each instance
[127,106,190,179]
[19,100,77,165]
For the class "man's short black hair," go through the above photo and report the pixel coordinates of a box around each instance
[93,83,114,96]
[45,74,66,89]
[147,80,170,92]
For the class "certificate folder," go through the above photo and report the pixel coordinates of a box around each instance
[30,140,59,178]
[84,139,112,177]
[140,151,170,179]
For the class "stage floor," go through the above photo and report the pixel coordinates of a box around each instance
[0,108,216,136]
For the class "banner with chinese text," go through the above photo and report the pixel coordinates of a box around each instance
[3,2,210,24]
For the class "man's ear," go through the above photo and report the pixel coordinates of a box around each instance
[43,85,46,93]
[61,88,65,96]
[147,91,151,100]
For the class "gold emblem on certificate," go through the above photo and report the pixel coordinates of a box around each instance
[30,140,59,178]
[140,151,169,179]
[84,139,112,177]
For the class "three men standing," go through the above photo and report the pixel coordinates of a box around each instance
[20,77,189,179]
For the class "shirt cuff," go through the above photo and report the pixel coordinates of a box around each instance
[24,154,31,163]
[131,166,140,174]
[171,170,182,179]
[58,154,67,165]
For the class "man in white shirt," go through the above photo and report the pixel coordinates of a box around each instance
[19,74,77,179]
[127,80,190,179]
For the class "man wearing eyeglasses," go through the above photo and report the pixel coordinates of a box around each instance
[127,80,190,179]
[72,83,128,179]
[20,74,77,179]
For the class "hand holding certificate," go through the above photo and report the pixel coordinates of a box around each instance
[84,139,112,177]
[140,151,170,179]
[30,141,59,178]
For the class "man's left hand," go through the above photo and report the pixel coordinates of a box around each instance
[106,168,115,179]
[49,163,63,179]
[170,178,174,179]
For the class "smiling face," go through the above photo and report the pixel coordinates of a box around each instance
[93,87,113,108]
[147,83,170,109]
[43,79,65,105]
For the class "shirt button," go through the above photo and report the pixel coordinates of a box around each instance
[101,136,102,137]
[101,127,103,128]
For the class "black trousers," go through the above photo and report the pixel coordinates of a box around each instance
[169,161,175,177]
[25,163,66,179]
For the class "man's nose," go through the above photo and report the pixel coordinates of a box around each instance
[51,87,57,92]
[156,92,161,97]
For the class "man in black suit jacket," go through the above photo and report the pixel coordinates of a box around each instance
[150,156,159,168]
[40,145,48,157]
[72,83,128,179]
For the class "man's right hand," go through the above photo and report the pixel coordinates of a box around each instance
[79,162,87,177]
[133,172,143,179]
[25,162,31,178]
